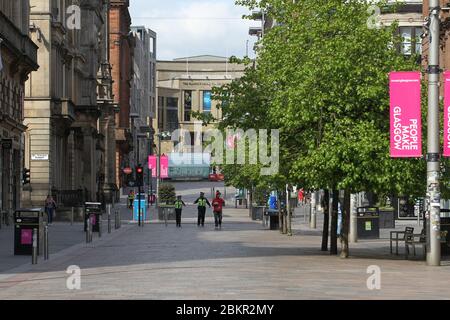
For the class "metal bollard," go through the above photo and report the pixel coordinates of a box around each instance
[108,205,111,234]
[71,207,74,226]
[119,210,121,228]
[115,211,118,230]
[44,225,49,260]
[89,217,93,243]
[98,215,102,238]
[32,228,38,265]
[86,218,90,243]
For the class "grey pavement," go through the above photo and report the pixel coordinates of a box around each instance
[1,182,450,299]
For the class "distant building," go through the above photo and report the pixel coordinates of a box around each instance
[156,55,246,155]
[0,0,39,212]
[130,26,156,170]
[382,0,423,60]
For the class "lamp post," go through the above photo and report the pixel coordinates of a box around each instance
[156,131,171,208]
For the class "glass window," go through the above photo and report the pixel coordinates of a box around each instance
[400,27,412,56]
[167,97,179,133]
[184,91,192,121]
[399,26,423,57]
[203,91,211,113]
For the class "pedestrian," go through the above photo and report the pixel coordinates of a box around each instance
[44,195,57,225]
[194,192,211,227]
[174,195,187,228]
[128,190,135,209]
[212,191,225,230]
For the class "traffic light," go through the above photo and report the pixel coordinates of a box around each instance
[136,166,144,187]
[23,168,30,185]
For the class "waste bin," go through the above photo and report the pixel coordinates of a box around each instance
[84,202,102,232]
[441,209,450,256]
[356,207,380,239]
[14,208,45,255]
[133,193,147,221]
[265,209,279,230]
[252,206,265,221]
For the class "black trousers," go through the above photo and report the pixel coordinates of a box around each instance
[214,211,222,227]
[175,209,182,226]
[197,207,206,226]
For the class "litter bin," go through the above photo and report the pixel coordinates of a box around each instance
[84,202,102,232]
[356,207,380,239]
[252,206,265,221]
[133,193,147,221]
[265,209,279,230]
[441,209,450,256]
[14,208,45,255]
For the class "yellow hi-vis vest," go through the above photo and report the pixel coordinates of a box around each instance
[175,200,183,209]
[198,198,207,207]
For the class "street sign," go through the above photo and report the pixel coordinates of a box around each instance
[31,154,49,161]
[123,167,133,175]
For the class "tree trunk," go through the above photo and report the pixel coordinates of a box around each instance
[278,191,283,233]
[282,190,287,234]
[321,189,330,251]
[330,189,339,255]
[340,189,351,258]
[287,184,292,235]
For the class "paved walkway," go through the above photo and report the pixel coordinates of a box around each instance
[0,203,450,299]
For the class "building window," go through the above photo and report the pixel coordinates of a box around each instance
[399,26,422,56]
[203,91,211,113]
[184,91,192,121]
[158,96,164,130]
[167,97,179,133]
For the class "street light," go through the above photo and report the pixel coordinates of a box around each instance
[156,131,171,208]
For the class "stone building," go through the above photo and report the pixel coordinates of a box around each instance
[130,26,156,170]
[156,55,246,155]
[23,0,113,207]
[109,0,133,189]
[0,0,39,212]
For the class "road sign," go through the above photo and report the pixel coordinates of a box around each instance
[123,167,133,175]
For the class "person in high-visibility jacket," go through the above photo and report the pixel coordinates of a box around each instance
[128,190,135,209]
[174,195,187,228]
[194,192,211,227]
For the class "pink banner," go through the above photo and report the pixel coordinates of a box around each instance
[148,156,168,178]
[389,71,422,158]
[444,72,450,156]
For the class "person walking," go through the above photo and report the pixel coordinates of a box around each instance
[212,191,225,230]
[194,192,211,227]
[174,195,187,228]
[45,195,57,225]
[128,190,135,209]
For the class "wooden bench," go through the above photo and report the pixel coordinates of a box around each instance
[405,228,426,260]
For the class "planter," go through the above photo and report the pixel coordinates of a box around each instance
[252,206,265,221]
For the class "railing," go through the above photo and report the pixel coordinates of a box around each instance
[52,189,86,207]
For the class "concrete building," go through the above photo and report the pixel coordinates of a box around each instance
[23,0,112,207]
[156,55,246,155]
[0,0,39,212]
[109,0,133,189]
[130,26,156,170]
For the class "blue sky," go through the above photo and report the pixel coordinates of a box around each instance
[129,0,258,60]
